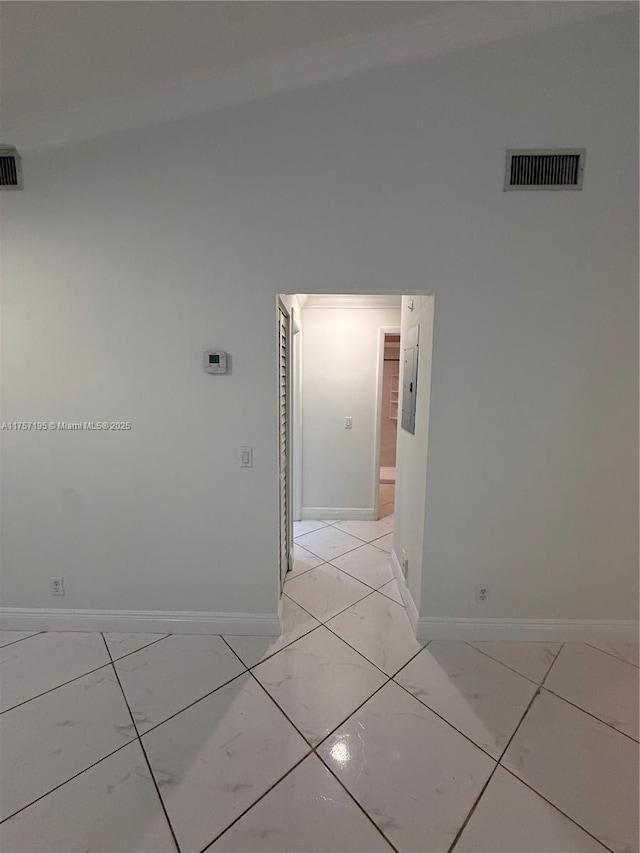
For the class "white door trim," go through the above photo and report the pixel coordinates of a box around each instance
[373,327,400,520]
[292,312,303,521]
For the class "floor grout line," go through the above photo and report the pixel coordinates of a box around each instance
[390,674,500,765]
[314,751,400,853]
[130,666,251,740]
[198,751,312,853]
[461,640,556,687]
[100,634,182,853]
[0,634,172,717]
[239,671,400,853]
[583,641,640,669]
[281,589,403,679]
[0,631,45,650]
[539,684,640,743]
[0,736,135,826]
[0,659,114,716]
[105,633,171,662]
[446,661,550,853]
[497,764,617,853]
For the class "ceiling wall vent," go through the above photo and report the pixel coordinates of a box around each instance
[504,149,585,191]
[0,146,23,190]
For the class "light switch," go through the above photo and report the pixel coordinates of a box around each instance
[240,447,253,467]
[345,417,353,430]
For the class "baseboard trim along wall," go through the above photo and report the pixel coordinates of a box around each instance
[0,608,281,636]
[301,507,376,521]
[415,617,639,643]
[387,550,638,644]
[389,547,419,635]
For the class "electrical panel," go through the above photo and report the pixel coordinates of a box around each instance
[401,325,419,434]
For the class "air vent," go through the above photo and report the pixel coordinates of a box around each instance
[504,149,585,191]
[0,146,23,190]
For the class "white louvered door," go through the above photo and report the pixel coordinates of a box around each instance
[278,302,292,591]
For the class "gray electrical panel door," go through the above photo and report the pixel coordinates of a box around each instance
[401,324,420,434]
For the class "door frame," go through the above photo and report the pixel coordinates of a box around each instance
[291,308,303,522]
[277,298,293,592]
[373,326,401,519]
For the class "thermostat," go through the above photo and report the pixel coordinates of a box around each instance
[204,351,228,374]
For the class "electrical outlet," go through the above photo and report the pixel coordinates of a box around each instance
[51,576,65,596]
[475,584,490,603]
[401,550,409,577]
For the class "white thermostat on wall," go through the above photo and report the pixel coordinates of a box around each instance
[204,351,228,374]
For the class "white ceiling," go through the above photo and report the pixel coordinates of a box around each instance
[1,1,438,124]
[0,1,633,152]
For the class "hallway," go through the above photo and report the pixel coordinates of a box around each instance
[0,516,637,852]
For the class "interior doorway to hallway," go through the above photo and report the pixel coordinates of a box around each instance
[378,332,400,521]
[276,292,435,624]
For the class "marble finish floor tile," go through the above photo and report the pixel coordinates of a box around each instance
[0,632,110,713]
[327,592,422,675]
[0,667,136,821]
[378,578,404,605]
[0,630,40,648]
[290,543,324,577]
[319,680,494,853]
[103,632,168,661]
[543,643,639,739]
[330,543,394,589]
[395,641,537,757]
[252,626,387,745]
[293,520,328,537]
[502,690,639,853]
[223,595,321,668]
[294,526,363,562]
[588,641,639,667]
[468,641,561,683]
[114,634,245,733]
[370,532,393,552]
[333,519,394,543]
[142,673,309,852]
[284,563,372,622]
[210,754,393,852]
[454,766,608,853]
[0,741,176,853]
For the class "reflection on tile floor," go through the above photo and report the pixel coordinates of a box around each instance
[0,516,637,852]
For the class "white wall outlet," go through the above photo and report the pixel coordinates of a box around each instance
[475,584,490,603]
[51,576,65,596]
[240,447,253,467]
[401,549,409,577]
[345,417,353,430]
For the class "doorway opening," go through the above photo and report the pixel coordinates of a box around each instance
[377,332,400,520]
[276,292,434,631]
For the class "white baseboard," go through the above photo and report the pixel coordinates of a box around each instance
[385,550,639,644]
[0,608,280,636]
[301,507,376,521]
[389,547,419,636]
[416,617,639,643]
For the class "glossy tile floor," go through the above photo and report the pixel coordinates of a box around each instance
[1,517,638,852]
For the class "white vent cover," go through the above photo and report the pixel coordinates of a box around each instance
[504,149,585,191]
[0,146,23,190]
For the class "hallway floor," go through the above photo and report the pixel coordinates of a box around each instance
[0,517,638,852]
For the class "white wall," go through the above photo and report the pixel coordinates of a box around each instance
[1,11,637,631]
[394,296,435,611]
[299,298,400,518]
